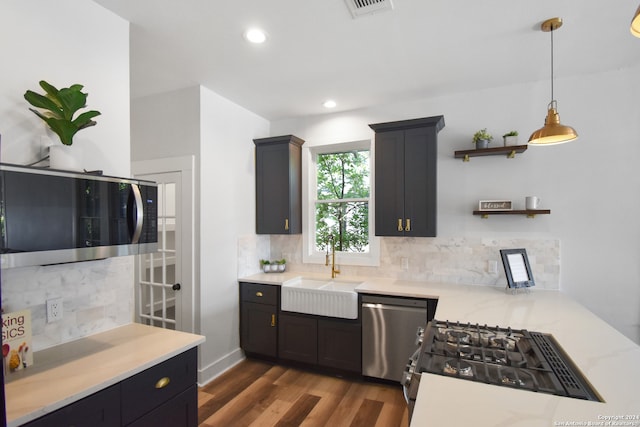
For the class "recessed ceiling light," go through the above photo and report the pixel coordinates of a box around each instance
[244,28,267,44]
[323,100,337,109]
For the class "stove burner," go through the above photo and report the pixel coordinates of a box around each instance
[488,335,518,351]
[443,360,474,377]
[500,369,526,387]
[445,330,471,344]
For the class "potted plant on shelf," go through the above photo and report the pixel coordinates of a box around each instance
[24,80,101,169]
[472,128,493,149]
[502,131,519,147]
[259,259,271,273]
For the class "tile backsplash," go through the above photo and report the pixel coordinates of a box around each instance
[240,235,560,289]
[1,257,134,351]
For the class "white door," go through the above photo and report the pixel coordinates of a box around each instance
[133,156,195,333]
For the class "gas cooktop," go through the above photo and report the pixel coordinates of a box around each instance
[416,320,602,402]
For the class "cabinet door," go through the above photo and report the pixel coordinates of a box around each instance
[23,384,120,427]
[126,385,197,427]
[256,142,290,234]
[403,126,437,237]
[318,318,361,373]
[121,348,197,425]
[254,136,303,235]
[241,301,278,357]
[278,313,317,364]
[374,130,406,236]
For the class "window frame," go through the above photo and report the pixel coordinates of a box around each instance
[302,139,380,267]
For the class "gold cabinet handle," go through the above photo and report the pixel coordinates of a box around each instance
[155,376,171,389]
[397,219,403,232]
[285,218,289,231]
[405,218,411,232]
[256,291,263,297]
[270,314,276,327]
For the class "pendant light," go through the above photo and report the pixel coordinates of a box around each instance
[632,5,640,37]
[528,17,578,146]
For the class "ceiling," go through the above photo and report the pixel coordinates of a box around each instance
[93,0,640,121]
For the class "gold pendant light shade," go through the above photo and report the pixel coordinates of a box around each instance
[528,101,578,145]
[632,5,640,37]
[528,17,578,146]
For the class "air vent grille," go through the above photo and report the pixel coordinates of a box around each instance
[344,0,394,18]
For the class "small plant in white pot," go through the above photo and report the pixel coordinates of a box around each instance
[472,128,493,149]
[274,259,286,272]
[502,131,519,147]
[24,80,101,169]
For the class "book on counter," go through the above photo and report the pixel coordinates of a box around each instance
[2,308,33,373]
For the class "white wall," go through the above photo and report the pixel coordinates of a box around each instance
[198,86,269,383]
[271,65,640,344]
[0,1,132,349]
[130,85,269,384]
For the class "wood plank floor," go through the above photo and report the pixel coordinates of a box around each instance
[198,359,409,427]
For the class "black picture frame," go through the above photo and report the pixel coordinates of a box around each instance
[500,248,535,288]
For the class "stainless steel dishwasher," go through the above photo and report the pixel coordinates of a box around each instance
[361,294,436,382]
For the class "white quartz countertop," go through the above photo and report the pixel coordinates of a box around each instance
[240,272,640,427]
[5,323,205,427]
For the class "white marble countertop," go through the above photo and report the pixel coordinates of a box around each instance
[240,272,640,427]
[5,323,205,427]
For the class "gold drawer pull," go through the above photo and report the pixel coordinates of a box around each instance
[271,314,276,327]
[285,218,289,230]
[405,218,411,232]
[155,376,171,389]
[256,291,263,297]
[397,219,403,232]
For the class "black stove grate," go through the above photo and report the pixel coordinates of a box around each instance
[530,332,602,402]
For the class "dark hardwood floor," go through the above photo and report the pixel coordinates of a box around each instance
[198,359,409,427]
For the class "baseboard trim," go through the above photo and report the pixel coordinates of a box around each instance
[197,347,245,387]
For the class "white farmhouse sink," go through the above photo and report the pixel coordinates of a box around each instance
[281,278,360,319]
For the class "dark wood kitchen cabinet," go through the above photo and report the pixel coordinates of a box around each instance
[240,282,279,358]
[369,116,445,237]
[278,312,361,374]
[22,348,197,427]
[253,135,305,234]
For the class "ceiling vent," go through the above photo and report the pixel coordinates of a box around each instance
[344,0,394,18]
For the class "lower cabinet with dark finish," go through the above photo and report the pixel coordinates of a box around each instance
[23,384,121,427]
[279,312,361,374]
[22,348,198,427]
[240,282,279,358]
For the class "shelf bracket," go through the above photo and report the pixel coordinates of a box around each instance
[527,214,536,218]
[481,214,489,219]
[463,154,470,162]
[507,150,516,159]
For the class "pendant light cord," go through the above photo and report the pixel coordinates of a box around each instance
[550,27,554,102]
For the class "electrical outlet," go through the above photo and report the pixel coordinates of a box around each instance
[488,260,498,274]
[47,297,63,323]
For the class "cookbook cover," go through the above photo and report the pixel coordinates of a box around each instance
[2,309,33,372]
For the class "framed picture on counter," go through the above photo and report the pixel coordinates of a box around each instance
[500,248,535,288]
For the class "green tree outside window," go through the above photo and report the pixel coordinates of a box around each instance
[315,150,370,253]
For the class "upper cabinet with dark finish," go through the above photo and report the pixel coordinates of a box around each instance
[369,116,445,237]
[254,135,305,234]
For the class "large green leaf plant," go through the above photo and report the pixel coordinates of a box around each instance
[24,80,101,146]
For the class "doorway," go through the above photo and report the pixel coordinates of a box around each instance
[132,156,196,333]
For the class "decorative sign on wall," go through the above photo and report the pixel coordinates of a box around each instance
[478,200,513,211]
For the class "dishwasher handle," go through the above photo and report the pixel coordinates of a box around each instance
[362,302,428,314]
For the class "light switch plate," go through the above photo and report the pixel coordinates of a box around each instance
[47,297,63,323]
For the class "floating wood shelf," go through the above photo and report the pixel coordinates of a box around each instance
[455,145,528,162]
[473,209,551,218]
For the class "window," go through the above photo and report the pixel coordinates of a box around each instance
[302,140,379,266]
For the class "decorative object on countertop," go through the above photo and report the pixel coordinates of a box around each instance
[1,309,33,373]
[528,18,578,145]
[260,259,286,273]
[472,128,493,149]
[502,130,519,146]
[500,248,535,290]
[478,200,513,211]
